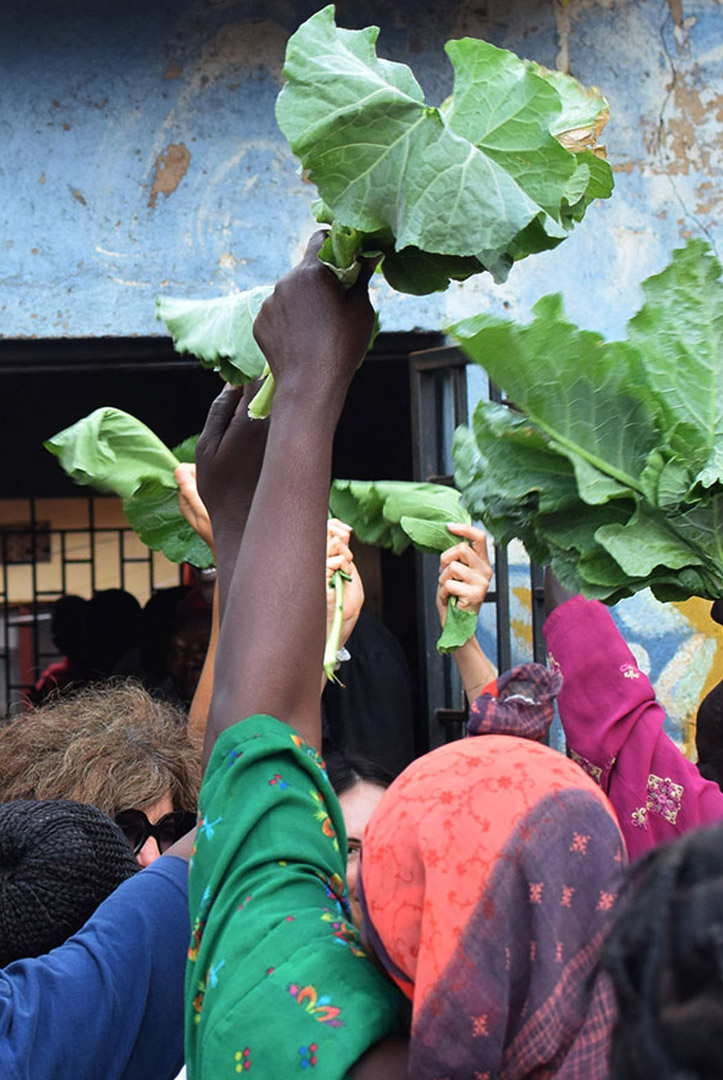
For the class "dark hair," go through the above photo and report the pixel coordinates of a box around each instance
[323,747,394,797]
[601,823,723,1079]
[696,678,723,791]
[0,799,139,964]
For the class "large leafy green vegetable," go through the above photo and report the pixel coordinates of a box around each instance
[45,409,214,569]
[157,7,610,414]
[329,479,478,652]
[450,240,723,604]
[155,287,273,388]
[278,5,612,293]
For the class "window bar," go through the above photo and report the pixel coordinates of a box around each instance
[530,560,547,664]
[1,532,9,717]
[88,496,97,595]
[60,529,68,595]
[29,497,40,689]
[494,541,512,674]
[119,528,126,591]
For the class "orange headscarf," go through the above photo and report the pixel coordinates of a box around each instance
[360,733,625,1079]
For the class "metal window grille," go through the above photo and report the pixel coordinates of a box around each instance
[0,496,182,716]
[410,345,546,749]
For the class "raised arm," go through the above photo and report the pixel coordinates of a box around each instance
[543,570,723,858]
[197,233,375,759]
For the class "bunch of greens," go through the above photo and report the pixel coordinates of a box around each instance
[329,479,478,652]
[278,5,611,293]
[450,240,723,604]
[45,409,214,568]
[157,6,611,417]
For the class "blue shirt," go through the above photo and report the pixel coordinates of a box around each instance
[0,855,188,1080]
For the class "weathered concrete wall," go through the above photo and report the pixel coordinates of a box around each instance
[1,0,720,339]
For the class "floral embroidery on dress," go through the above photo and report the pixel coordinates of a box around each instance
[570,832,590,855]
[631,806,648,830]
[191,961,224,1025]
[547,651,562,680]
[197,815,222,841]
[188,916,206,962]
[646,774,683,824]
[620,662,640,679]
[320,912,367,957]
[288,984,344,1027]
[290,732,326,774]
[568,748,604,785]
[299,1044,318,1068]
[471,1015,489,1037]
[309,789,338,849]
[234,1047,252,1072]
[268,773,289,789]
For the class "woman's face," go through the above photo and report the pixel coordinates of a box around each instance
[136,790,175,868]
[338,779,387,930]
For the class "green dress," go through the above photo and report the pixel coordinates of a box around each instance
[185,714,401,1078]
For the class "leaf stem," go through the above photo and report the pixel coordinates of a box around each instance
[247,364,275,420]
[323,568,351,684]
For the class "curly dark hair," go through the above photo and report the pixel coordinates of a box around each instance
[0,680,201,816]
[601,823,723,1080]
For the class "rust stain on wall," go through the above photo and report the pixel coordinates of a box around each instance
[149,143,191,209]
[164,60,183,80]
[667,0,683,27]
[71,188,87,207]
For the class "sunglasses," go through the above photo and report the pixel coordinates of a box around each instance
[115,808,196,856]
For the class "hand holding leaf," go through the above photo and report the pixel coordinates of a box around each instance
[437,524,493,628]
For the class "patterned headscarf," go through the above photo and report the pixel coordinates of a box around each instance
[360,728,625,1079]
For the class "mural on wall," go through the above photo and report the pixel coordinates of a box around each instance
[476,550,723,760]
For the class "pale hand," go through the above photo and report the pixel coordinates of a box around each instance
[436,523,492,628]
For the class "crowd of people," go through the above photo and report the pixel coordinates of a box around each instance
[2,234,723,1078]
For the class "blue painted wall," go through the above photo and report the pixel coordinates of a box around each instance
[2,0,720,340]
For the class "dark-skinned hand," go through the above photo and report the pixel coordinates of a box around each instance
[252,230,376,420]
[195,378,268,566]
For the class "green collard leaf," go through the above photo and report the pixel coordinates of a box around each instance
[381,483,470,532]
[46,410,211,569]
[456,404,580,522]
[526,62,610,147]
[451,295,659,499]
[437,600,479,653]
[330,480,470,557]
[123,478,214,569]
[451,241,723,602]
[156,287,273,385]
[628,241,723,455]
[381,248,483,296]
[45,408,179,499]
[399,516,463,555]
[329,481,410,554]
[172,435,199,464]
[276,6,612,293]
[330,477,476,651]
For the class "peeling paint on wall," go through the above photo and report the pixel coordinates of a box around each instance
[0,0,720,339]
[149,143,192,209]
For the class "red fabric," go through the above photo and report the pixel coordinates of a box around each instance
[360,736,625,1079]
